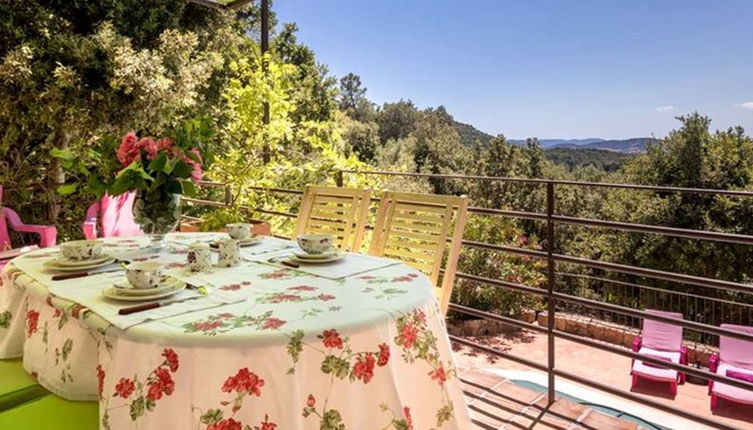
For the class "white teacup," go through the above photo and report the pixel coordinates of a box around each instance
[125,262,166,289]
[60,240,103,261]
[226,223,252,240]
[297,234,333,255]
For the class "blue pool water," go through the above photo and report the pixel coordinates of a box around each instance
[510,379,669,430]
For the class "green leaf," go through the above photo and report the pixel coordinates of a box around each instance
[172,159,192,178]
[56,183,78,195]
[148,152,168,173]
[50,148,75,161]
[180,179,197,196]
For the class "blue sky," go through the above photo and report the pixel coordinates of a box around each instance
[275,0,753,140]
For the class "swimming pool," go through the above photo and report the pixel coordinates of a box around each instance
[511,379,669,430]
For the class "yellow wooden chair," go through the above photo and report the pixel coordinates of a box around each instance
[368,191,468,315]
[294,186,371,252]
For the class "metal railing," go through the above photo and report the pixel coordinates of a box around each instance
[185,171,753,430]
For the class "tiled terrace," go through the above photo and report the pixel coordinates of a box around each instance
[455,329,753,430]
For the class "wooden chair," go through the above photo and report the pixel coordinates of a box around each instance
[368,191,468,314]
[294,186,371,252]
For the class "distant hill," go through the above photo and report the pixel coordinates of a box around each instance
[452,121,654,154]
[545,148,635,172]
[454,120,494,147]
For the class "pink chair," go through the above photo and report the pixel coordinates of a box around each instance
[708,324,753,411]
[630,309,688,395]
[82,192,143,239]
[0,186,57,267]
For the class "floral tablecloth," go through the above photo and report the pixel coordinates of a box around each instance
[0,234,471,430]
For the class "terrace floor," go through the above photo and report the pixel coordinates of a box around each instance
[455,330,753,430]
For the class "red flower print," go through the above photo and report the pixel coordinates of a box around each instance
[242,281,252,286]
[217,313,234,318]
[114,378,135,398]
[207,418,242,430]
[288,285,316,291]
[306,394,316,407]
[400,323,418,349]
[269,293,302,303]
[352,353,376,384]
[317,294,335,301]
[220,284,242,291]
[162,348,179,373]
[403,407,413,430]
[146,368,175,401]
[96,365,105,398]
[195,320,224,331]
[321,329,344,349]
[415,309,426,324]
[26,309,39,337]
[53,308,62,318]
[70,304,85,319]
[259,416,277,430]
[429,365,447,386]
[221,368,265,396]
[377,343,390,367]
[262,317,286,330]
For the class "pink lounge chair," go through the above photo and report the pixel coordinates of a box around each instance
[0,186,57,268]
[708,324,753,411]
[82,192,143,239]
[630,309,688,395]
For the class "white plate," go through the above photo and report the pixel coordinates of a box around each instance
[49,255,112,267]
[102,281,186,302]
[212,236,263,247]
[290,251,346,264]
[293,250,340,260]
[44,256,117,272]
[112,277,182,296]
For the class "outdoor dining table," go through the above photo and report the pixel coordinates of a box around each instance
[0,233,472,430]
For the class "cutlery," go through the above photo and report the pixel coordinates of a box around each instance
[117,294,205,315]
[268,256,299,268]
[52,267,124,281]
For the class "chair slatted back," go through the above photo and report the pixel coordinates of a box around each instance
[0,186,10,250]
[294,186,371,252]
[369,191,468,314]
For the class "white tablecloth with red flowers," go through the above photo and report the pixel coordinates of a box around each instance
[0,234,471,430]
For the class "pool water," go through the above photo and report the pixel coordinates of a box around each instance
[510,380,669,430]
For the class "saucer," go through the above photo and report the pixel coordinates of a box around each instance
[211,236,262,248]
[112,276,182,296]
[290,251,346,264]
[103,279,186,301]
[44,256,116,272]
[292,250,340,260]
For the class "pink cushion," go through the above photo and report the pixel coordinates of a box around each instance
[719,324,753,370]
[643,354,672,368]
[632,346,680,382]
[713,363,753,404]
[99,193,143,238]
[727,369,753,384]
[642,309,684,351]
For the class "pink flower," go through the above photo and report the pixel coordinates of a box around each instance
[403,407,413,430]
[429,365,448,386]
[26,309,39,337]
[155,137,174,153]
[207,418,242,430]
[262,317,286,330]
[96,365,105,398]
[138,137,158,160]
[221,368,264,396]
[306,394,316,407]
[400,323,418,349]
[116,132,140,167]
[377,343,390,367]
[317,294,336,301]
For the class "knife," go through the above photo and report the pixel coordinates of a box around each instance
[117,294,205,316]
[52,267,124,281]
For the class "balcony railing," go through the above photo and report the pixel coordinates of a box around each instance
[184,170,753,430]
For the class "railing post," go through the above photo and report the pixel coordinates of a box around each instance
[224,185,232,207]
[546,181,556,405]
[335,170,344,187]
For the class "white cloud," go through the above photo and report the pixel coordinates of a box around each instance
[737,101,753,110]
[656,106,674,113]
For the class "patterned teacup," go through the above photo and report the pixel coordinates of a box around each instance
[187,242,212,272]
[216,238,241,268]
[296,234,333,255]
[60,240,103,261]
[226,223,252,240]
[125,262,166,289]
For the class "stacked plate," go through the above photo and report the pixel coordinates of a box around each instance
[43,255,116,272]
[290,250,347,264]
[102,276,186,301]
